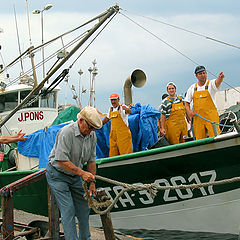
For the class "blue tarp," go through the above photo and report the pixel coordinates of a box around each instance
[18,103,160,168]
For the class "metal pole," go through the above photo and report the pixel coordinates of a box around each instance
[233,119,240,133]
[212,122,219,136]
[41,10,45,79]
[0,4,119,128]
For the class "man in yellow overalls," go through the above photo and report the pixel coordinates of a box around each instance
[185,65,225,140]
[102,93,133,157]
[159,82,188,144]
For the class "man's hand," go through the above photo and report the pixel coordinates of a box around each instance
[81,171,95,182]
[215,72,225,88]
[121,105,131,114]
[218,72,225,80]
[89,182,96,195]
[17,130,27,141]
[187,109,195,120]
[160,128,166,136]
[185,102,195,120]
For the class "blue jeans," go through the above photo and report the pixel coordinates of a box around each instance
[46,163,91,240]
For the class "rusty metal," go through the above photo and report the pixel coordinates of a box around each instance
[0,169,64,239]
[0,169,46,198]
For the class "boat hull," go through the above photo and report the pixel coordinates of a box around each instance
[90,189,240,234]
[90,133,240,234]
[1,133,240,234]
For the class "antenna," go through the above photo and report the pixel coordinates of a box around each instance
[88,59,98,107]
[25,0,33,46]
[13,5,24,73]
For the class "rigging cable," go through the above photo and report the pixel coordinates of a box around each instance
[5,31,89,87]
[120,11,240,95]
[120,12,200,66]
[122,9,240,50]
[25,10,118,107]
[69,11,118,69]
[0,11,104,75]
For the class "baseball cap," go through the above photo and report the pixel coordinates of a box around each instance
[109,93,120,100]
[195,65,206,74]
[77,106,102,129]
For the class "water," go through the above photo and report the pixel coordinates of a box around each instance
[117,229,238,240]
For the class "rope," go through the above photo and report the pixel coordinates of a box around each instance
[194,113,233,128]
[84,174,240,216]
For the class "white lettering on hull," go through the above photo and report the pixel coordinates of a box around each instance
[100,170,217,209]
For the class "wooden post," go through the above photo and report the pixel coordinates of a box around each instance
[48,185,60,239]
[100,212,116,240]
[95,189,116,240]
[2,195,14,240]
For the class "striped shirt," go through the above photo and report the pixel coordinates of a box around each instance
[158,95,184,119]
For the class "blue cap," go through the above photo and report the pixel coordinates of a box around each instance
[195,65,206,74]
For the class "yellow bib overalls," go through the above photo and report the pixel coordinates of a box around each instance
[165,96,188,144]
[109,107,133,157]
[193,80,220,140]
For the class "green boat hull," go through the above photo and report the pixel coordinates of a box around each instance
[0,133,240,232]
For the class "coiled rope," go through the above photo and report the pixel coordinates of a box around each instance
[84,174,240,215]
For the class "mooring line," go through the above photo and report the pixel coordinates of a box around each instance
[84,174,240,215]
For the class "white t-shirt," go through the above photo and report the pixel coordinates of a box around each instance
[184,79,220,109]
[107,105,129,127]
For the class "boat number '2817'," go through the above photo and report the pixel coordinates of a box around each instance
[101,170,217,209]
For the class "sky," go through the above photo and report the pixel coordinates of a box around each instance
[1,0,240,113]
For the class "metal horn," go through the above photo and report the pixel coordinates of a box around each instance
[124,69,146,106]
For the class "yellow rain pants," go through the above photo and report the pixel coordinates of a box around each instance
[109,108,133,157]
[165,96,188,144]
[193,81,220,140]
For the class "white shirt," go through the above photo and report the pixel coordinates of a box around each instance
[184,79,220,109]
[107,105,129,127]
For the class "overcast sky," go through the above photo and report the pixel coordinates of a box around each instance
[1,0,240,112]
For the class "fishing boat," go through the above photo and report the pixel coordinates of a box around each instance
[1,129,240,234]
[1,75,240,235]
[91,131,240,234]
[0,67,60,170]
[1,3,240,236]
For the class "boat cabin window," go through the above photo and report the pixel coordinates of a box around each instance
[0,92,18,112]
[40,92,57,108]
[20,90,39,108]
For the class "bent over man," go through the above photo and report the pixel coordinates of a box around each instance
[159,82,188,144]
[102,93,133,157]
[46,106,102,240]
[185,65,225,140]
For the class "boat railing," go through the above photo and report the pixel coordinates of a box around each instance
[0,169,63,239]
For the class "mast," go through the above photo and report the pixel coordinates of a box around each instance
[0,4,119,128]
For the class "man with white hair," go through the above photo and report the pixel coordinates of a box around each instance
[46,106,102,240]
